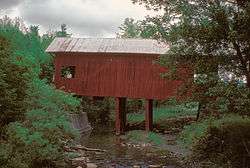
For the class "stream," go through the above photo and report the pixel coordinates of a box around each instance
[80,126,187,168]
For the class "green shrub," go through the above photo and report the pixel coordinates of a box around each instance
[0,68,80,168]
[178,119,213,148]
[0,122,66,168]
[0,36,28,133]
[0,18,81,167]
[180,115,250,167]
[192,116,250,168]
[81,97,114,124]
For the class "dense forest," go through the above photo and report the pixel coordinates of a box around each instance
[0,0,250,167]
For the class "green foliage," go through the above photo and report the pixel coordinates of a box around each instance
[1,122,66,168]
[127,98,144,113]
[26,79,80,115]
[132,0,250,116]
[126,130,165,146]
[118,18,141,38]
[0,17,81,167]
[208,81,250,115]
[0,36,28,132]
[81,97,114,124]
[191,115,250,167]
[127,102,198,124]
[179,115,244,147]
[56,24,71,37]
[0,17,54,81]
[178,118,214,148]
[0,79,80,167]
[117,17,159,39]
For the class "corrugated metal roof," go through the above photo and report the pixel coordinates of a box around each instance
[46,37,169,54]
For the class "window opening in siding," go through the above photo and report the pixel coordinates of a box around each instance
[61,66,76,79]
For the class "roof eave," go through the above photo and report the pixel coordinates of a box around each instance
[46,50,166,55]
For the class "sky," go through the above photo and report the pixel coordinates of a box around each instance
[0,0,157,37]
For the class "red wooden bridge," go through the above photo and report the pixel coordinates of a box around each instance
[46,38,190,135]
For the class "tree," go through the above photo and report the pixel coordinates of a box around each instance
[118,18,141,38]
[56,24,71,37]
[0,17,80,167]
[29,25,39,37]
[131,1,250,166]
[132,0,250,85]
[132,0,250,116]
[0,36,28,134]
[117,17,159,39]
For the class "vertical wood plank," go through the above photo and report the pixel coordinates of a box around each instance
[145,99,153,131]
[55,53,189,100]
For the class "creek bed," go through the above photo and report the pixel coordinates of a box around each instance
[80,126,184,168]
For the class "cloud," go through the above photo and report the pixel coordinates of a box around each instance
[0,0,22,9]
[11,0,157,37]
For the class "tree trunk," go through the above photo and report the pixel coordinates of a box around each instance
[196,103,202,121]
[246,73,250,88]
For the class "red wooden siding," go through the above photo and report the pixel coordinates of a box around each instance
[54,52,190,100]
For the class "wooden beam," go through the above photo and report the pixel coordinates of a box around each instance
[145,99,153,131]
[115,97,127,135]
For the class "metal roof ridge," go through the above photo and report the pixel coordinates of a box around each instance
[46,37,169,54]
[54,37,159,41]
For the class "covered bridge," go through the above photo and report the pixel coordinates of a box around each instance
[46,38,191,134]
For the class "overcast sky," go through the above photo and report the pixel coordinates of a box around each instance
[0,0,157,37]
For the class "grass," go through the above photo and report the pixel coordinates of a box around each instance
[177,119,212,148]
[125,130,165,146]
[178,114,250,148]
[127,102,198,124]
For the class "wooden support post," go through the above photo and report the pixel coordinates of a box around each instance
[145,99,153,131]
[115,97,127,135]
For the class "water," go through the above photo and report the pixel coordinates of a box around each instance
[80,126,183,168]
